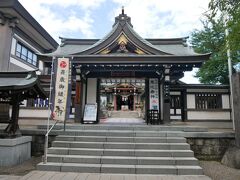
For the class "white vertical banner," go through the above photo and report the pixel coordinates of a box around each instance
[52,58,69,122]
[149,78,159,111]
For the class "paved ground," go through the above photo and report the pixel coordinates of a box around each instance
[1,171,211,180]
[1,157,240,180]
[0,157,41,176]
[100,118,145,124]
[13,118,234,132]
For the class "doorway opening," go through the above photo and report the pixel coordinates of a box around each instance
[116,94,134,111]
[99,78,145,124]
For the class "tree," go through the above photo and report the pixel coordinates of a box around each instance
[209,0,240,54]
[191,0,240,84]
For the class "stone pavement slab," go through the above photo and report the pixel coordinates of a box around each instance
[0,175,21,180]
[17,170,211,180]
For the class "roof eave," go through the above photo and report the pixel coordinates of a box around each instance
[0,71,47,98]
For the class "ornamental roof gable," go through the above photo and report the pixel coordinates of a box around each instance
[72,9,171,55]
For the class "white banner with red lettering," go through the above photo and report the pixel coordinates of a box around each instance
[52,58,69,121]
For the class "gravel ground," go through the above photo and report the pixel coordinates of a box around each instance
[200,161,240,180]
[0,156,41,176]
[0,158,240,180]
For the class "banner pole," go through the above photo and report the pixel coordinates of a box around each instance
[43,56,55,164]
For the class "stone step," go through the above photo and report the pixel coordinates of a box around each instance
[40,128,204,176]
[52,141,190,150]
[56,130,190,137]
[47,154,199,166]
[48,147,194,157]
[55,135,186,143]
[37,162,203,175]
[110,111,139,118]
[38,124,208,132]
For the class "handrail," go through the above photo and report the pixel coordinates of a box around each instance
[43,121,58,164]
[43,56,55,164]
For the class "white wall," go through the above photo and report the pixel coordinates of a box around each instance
[17,108,48,118]
[171,115,181,120]
[186,91,231,121]
[86,78,97,104]
[38,60,44,73]
[187,94,195,108]
[10,37,17,55]
[188,111,231,120]
[10,57,36,71]
[222,94,230,109]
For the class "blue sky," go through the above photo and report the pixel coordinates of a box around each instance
[19,0,210,83]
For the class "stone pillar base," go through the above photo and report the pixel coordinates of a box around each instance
[0,136,32,166]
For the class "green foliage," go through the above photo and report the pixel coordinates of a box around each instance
[191,0,240,84]
[209,0,240,53]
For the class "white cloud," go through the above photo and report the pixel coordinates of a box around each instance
[19,0,106,41]
[18,0,209,84]
[111,0,209,83]
[29,0,106,9]
[112,0,210,38]
[180,68,200,84]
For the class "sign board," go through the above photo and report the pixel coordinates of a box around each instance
[83,104,98,122]
[149,78,159,111]
[52,58,69,122]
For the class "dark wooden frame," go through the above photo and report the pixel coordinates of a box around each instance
[195,93,222,110]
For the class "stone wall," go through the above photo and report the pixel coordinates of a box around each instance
[187,138,235,161]
[29,134,234,161]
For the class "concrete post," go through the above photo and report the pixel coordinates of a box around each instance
[0,18,13,72]
[232,73,240,147]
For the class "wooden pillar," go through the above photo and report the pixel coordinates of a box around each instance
[4,93,21,136]
[96,78,100,123]
[133,95,136,111]
[0,104,9,121]
[145,78,149,121]
[114,95,117,111]
[163,67,171,124]
[181,90,187,121]
[74,74,82,123]
[232,73,240,147]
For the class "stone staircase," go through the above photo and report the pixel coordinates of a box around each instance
[37,125,205,175]
[110,111,139,118]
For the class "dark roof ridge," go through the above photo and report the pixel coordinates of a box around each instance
[146,37,188,45]
[58,37,189,46]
